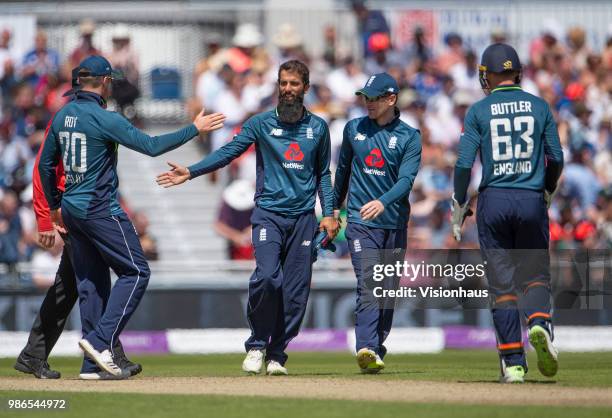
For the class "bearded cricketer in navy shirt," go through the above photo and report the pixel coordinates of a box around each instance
[156,60,340,376]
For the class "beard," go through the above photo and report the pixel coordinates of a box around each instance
[277,90,305,123]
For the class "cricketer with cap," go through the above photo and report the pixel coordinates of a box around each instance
[334,72,422,373]
[14,69,140,380]
[452,43,564,383]
[38,55,226,379]
[156,60,340,376]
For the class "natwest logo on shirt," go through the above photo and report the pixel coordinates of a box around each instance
[283,143,305,169]
[365,148,384,168]
[284,143,304,161]
[363,148,386,176]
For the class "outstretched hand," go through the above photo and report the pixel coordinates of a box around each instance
[193,108,226,133]
[156,161,191,188]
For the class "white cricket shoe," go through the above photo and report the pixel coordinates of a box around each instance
[78,339,122,376]
[266,360,288,376]
[242,349,265,374]
[79,370,130,380]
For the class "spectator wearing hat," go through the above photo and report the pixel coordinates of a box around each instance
[107,24,140,120]
[69,19,100,68]
[273,24,306,66]
[227,23,265,74]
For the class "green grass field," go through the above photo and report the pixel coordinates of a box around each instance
[1,351,612,418]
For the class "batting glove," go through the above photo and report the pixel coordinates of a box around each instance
[450,194,473,242]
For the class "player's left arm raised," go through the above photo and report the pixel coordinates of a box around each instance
[361,130,422,221]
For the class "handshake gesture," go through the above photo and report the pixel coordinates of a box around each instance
[156,109,225,188]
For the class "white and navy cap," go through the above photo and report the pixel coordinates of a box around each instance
[355,72,399,99]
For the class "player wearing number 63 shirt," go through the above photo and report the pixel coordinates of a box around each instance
[452,44,564,384]
[38,55,226,379]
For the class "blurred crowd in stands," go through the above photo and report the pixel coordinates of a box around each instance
[0,19,151,286]
[192,4,611,259]
[0,1,610,274]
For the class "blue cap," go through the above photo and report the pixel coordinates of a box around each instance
[355,73,399,99]
[479,43,521,73]
[78,55,123,79]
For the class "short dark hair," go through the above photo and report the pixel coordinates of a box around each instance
[78,69,105,88]
[278,60,309,86]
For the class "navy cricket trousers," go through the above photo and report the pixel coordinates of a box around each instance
[245,206,317,365]
[477,187,552,369]
[345,222,407,358]
[62,208,150,373]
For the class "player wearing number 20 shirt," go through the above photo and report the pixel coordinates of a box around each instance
[453,43,563,384]
[38,55,226,378]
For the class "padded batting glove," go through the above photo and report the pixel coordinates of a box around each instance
[450,194,473,242]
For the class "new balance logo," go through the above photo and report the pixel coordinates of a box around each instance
[306,127,314,139]
[301,240,311,246]
[389,136,397,149]
[354,133,366,141]
[354,239,362,253]
[270,128,283,136]
[259,228,267,242]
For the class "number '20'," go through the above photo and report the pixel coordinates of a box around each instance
[58,131,87,173]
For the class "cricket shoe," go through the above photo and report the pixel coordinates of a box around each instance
[14,352,60,379]
[266,360,288,376]
[242,349,265,374]
[500,365,525,383]
[79,370,130,380]
[112,342,143,377]
[356,348,385,374]
[114,353,143,377]
[529,325,559,377]
[78,339,122,376]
